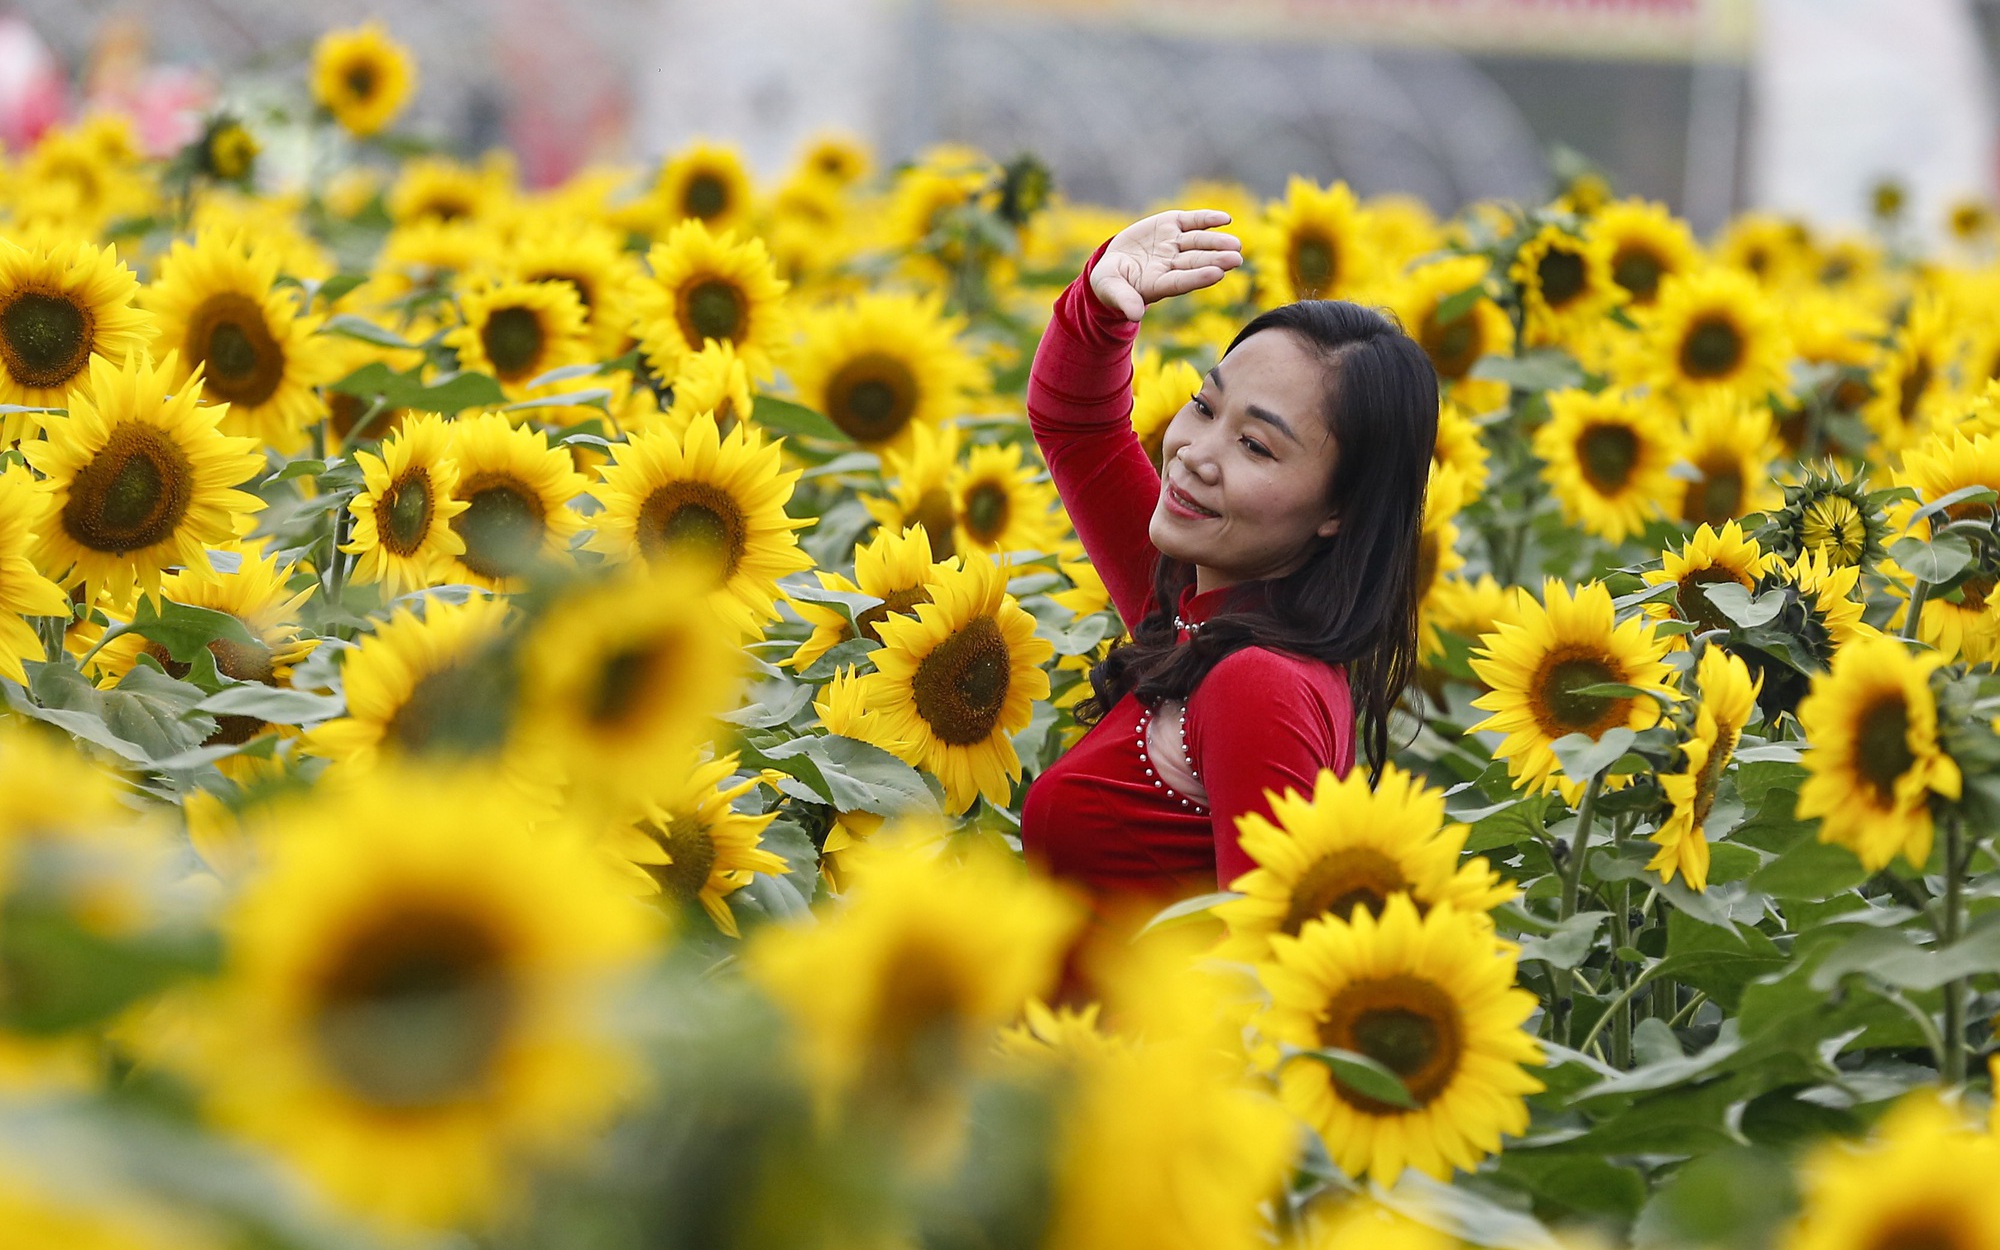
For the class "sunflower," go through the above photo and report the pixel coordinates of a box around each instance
[311,22,416,138]
[499,220,644,360]
[949,441,1065,557]
[1763,469,1889,571]
[584,412,812,638]
[445,276,591,401]
[1509,223,1622,347]
[1415,461,1468,661]
[1648,646,1759,891]
[1259,895,1544,1185]
[13,123,155,232]
[1391,254,1512,414]
[1718,212,1813,288]
[1469,578,1678,800]
[1639,267,1790,403]
[512,566,742,811]
[1532,387,1679,542]
[1129,348,1201,465]
[788,291,984,452]
[387,155,513,228]
[633,219,790,382]
[1216,764,1513,961]
[1589,197,1702,307]
[647,336,752,437]
[0,466,69,683]
[794,132,871,188]
[883,157,995,266]
[142,231,334,454]
[1431,400,1491,493]
[1886,429,2000,661]
[1863,293,1959,456]
[1796,634,1959,871]
[866,554,1053,813]
[811,668,903,891]
[1784,1094,2000,1250]
[789,522,952,671]
[1641,520,1775,636]
[0,235,151,409]
[303,594,513,771]
[1674,391,1783,528]
[186,767,659,1230]
[604,754,788,938]
[652,140,757,238]
[343,414,469,597]
[25,352,263,607]
[1780,548,1877,663]
[1252,176,1376,304]
[863,421,965,562]
[442,413,588,590]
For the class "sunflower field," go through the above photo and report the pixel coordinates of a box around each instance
[12,18,2000,1250]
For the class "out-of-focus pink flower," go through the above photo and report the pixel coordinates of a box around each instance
[0,17,69,151]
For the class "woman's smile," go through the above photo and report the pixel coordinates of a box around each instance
[1163,477,1221,520]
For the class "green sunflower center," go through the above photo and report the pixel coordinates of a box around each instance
[376,467,435,557]
[453,473,548,582]
[62,422,196,554]
[1531,651,1626,738]
[962,480,1011,546]
[1289,229,1338,299]
[1317,974,1463,1112]
[313,907,511,1108]
[388,660,511,757]
[1280,847,1412,936]
[188,292,285,407]
[1800,494,1867,567]
[1853,693,1916,805]
[826,352,920,445]
[641,813,719,905]
[636,480,748,584]
[481,306,546,382]
[684,172,729,221]
[1537,247,1587,309]
[1576,422,1639,495]
[0,288,93,391]
[678,278,746,347]
[1611,244,1665,304]
[911,614,1011,746]
[1679,314,1745,379]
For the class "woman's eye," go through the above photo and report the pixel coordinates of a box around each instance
[1191,393,1213,417]
[1241,436,1272,458]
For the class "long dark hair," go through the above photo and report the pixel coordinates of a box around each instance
[1077,301,1438,780]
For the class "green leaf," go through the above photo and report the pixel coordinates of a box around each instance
[752,395,848,444]
[330,361,506,415]
[8,669,150,764]
[101,664,214,761]
[1655,910,1786,1008]
[1469,349,1585,392]
[1550,726,1637,782]
[1518,911,1608,969]
[1807,922,2000,992]
[1702,582,1786,628]
[195,683,344,725]
[0,904,219,1034]
[1908,483,1999,527]
[1279,1044,1418,1109]
[1135,891,1241,938]
[1889,532,1974,584]
[322,313,419,349]
[127,597,259,663]
[1747,836,1869,900]
[1431,283,1486,325]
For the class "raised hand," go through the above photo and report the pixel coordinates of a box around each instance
[1087,209,1243,322]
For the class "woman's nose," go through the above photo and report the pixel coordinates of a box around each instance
[1177,441,1220,483]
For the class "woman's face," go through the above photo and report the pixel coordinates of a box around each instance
[1147,329,1342,589]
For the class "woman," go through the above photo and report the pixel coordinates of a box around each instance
[1020,208,1438,905]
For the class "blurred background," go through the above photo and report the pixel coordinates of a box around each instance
[3,0,1996,240]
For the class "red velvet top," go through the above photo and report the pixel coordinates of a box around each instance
[1019,249,1357,901]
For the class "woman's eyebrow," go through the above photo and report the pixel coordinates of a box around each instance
[1208,361,1301,444]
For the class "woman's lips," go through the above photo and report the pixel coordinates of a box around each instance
[1165,480,1221,519]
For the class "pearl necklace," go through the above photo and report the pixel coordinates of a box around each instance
[1134,699,1207,812]
[1174,615,1200,635]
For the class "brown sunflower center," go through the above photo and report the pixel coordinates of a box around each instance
[452,472,548,582]
[1611,244,1666,304]
[911,614,1011,746]
[584,638,684,732]
[387,660,508,757]
[961,480,1011,546]
[62,422,196,554]
[865,941,968,1103]
[1537,246,1587,310]
[313,906,511,1108]
[1899,355,1935,425]
[1676,566,1750,632]
[481,306,546,382]
[683,172,729,221]
[528,270,594,316]
[640,813,718,905]
[855,585,933,643]
[677,278,746,347]
[187,292,284,407]
[1415,530,1442,602]
[1280,847,1412,935]
[1419,305,1482,381]
[1316,974,1462,1112]
[1529,649,1627,738]
[1576,422,1639,495]
[636,480,748,584]
[826,352,919,445]
[1867,1211,1976,1250]
[343,61,379,102]
[1684,452,1746,527]
[0,288,93,390]
[1691,723,1737,830]
[1679,314,1745,379]
[375,467,435,557]
[1853,692,1916,805]
[329,393,401,444]
[1289,228,1338,299]
[912,489,958,562]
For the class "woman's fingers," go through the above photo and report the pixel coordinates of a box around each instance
[1174,229,1240,253]
[1172,208,1233,230]
[1169,248,1242,272]
[1151,266,1230,298]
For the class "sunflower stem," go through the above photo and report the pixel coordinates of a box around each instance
[1901,578,1931,642]
[1558,771,1606,923]
[1941,814,1968,1085]
[1577,966,1662,1058]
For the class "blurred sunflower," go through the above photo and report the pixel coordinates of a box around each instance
[1590,197,1702,307]
[652,140,756,238]
[442,413,588,590]
[1717,211,1813,288]
[1642,520,1774,636]
[501,221,643,360]
[949,441,1064,557]
[1533,387,1678,542]
[1509,224,1621,347]
[187,768,659,1230]
[1260,895,1544,1185]
[652,337,753,436]
[811,667,902,891]
[1648,645,1759,891]
[1784,1094,2000,1250]
[1392,255,1512,414]
[1252,176,1375,304]
[1863,293,1959,456]
[1674,392,1783,528]
[1432,400,1491,492]
[789,522,952,671]
[585,412,811,638]
[1415,461,1468,661]
[446,276,591,401]
[789,291,984,452]
[1130,348,1201,465]
[864,421,966,562]
[0,466,70,683]
[343,414,469,597]
[0,235,150,409]
[1469,578,1677,800]
[311,21,416,138]
[26,352,263,607]
[387,155,512,228]
[1797,634,1959,871]
[605,753,787,938]
[634,219,790,381]
[1639,267,1789,403]
[1216,764,1511,961]
[866,554,1053,813]
[143,230,333,454]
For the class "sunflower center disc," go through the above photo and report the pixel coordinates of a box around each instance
[827,352,918,444]
[313,908,512,1108]
[1317,974,1462,1112]
[453,477,547,581]
[482,306,546,381]
[1578,422,1639,495]
[681,278,746,346]
[530,270,593,316]
[1854,693,1917,804]
[586,643,675,731]
[189,293,284,406]
[388,662,512,757]
[865,942,967,1106]
[963,481,1010,545]
[377,469,435,557]
[1281,847,1412,935]
[1415,531,1440,601]
[1899,355,1935,425]
[1420,308,1480,380]
[1686,454,1745,528]
[644,813,719,904]
[1680,316,1745,379]
[0,289,93,389]
[912,488,958,562]
[1611,246,1665,303]
[638,482,747,583]
[912,615,1010,746]
[1692,725,1738,829]
[62,423,196,554]
[1289,231,1338,298]
[1537,247,1586,309]
[684,173,729,221]
[344,62,378,100]
[1534,653,1624,736]
[855,585,932,643]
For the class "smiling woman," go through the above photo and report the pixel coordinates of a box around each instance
[1020,209,1438,907]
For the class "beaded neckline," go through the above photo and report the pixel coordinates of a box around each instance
[1134,700,1207,813]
